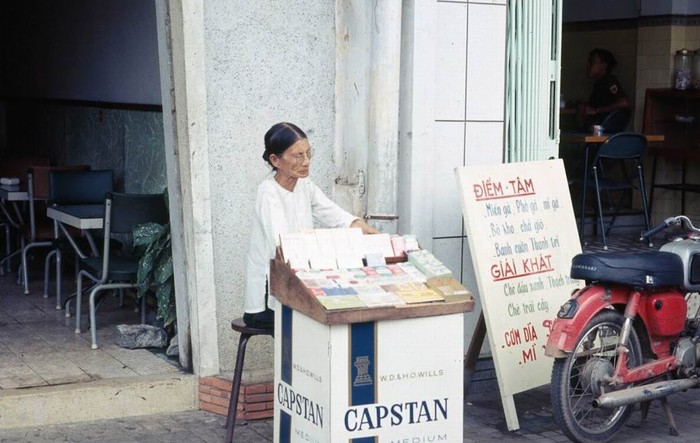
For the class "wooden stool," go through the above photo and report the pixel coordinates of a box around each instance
[224,317,274,443]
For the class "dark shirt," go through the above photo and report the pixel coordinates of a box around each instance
[587,74,628,127]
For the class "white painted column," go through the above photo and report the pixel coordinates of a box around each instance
[397,0,437,249]
[334,1,372,216]
[366,1,402,234]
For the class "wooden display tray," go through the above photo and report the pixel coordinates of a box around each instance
[270,249,475,325]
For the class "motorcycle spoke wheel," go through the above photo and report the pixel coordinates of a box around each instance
[551,310,641,443]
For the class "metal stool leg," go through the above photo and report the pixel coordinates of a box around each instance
[225,333,251,443]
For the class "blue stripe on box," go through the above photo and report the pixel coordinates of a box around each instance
[349,322,376,407]
[281,305,292,384]
[351,438,377,443]
[279,410,291,443]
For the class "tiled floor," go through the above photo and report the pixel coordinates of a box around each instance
[0,228,659,392]
[581,231,661,253]
[0,264,180,391]
[578,210,674,253]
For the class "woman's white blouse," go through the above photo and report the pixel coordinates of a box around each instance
[244,177,357,313]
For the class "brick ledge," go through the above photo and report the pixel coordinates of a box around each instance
[198,375,274,421]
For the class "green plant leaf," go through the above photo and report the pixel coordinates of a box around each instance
[133,194,175,326]
[156,280,175,326]
[136,235,164,298]
[133,223,165,247]
[154,253,173,285]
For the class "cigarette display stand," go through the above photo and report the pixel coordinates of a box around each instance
[270,251,474,443]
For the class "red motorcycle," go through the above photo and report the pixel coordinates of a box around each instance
[545,215,700,443]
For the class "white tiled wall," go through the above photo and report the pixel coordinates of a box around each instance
[432,0,506,238]
[433,121,466,238]
[435,2,468,121]
[465,121,504,164]
[432,0,507,354]
[431,120,504,239]
[466,4,507,121]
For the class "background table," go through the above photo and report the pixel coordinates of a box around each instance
[560,133,665,144]
[47,204,103,230]
[47,203,104,261]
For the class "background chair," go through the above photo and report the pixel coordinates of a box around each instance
[21,164,90,295]
[0,157,50,182]
[561,109,630,212]
[49,169,115,206]
[44,169,114,309]
[587,132,650,249]
[0,157,50,274]
[74,192,168,349]
[599,108,631,134]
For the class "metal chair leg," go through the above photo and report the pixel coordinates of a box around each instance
[0,248,20,277]
[21,243,30,295]
[0,223,9,275]
[43,248,65,309]
[56,249,63,309]
[593,166,608,250]
[44,249,56,299]
[16,237,25,286]
[225,333,251,443]
[21,240,52,294]
[638,164,653,247]
[89,285,103,349]
[74,272,84,327]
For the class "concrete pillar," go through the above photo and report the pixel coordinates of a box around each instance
[155,0,220,376]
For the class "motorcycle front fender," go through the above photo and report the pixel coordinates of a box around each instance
[545,284,631,358]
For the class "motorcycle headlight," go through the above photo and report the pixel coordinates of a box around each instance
[557,300,578,319]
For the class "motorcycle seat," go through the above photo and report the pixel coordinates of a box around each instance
[570,251,684,287]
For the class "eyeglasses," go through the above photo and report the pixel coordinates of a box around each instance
[284,150,313,164]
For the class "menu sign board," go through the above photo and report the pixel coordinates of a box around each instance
[455,160,582,430]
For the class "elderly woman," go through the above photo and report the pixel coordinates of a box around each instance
[244,122,379,328]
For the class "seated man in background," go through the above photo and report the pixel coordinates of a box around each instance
[577,48,630,133]
[559,48,631,214]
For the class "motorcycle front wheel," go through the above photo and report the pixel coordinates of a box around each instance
[551,310,642,443]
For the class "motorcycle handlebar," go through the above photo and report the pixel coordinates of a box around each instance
[640,217,676,240]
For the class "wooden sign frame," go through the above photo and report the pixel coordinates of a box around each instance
[455,159,582,430]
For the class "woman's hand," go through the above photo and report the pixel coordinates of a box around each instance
[351,219,381,235]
